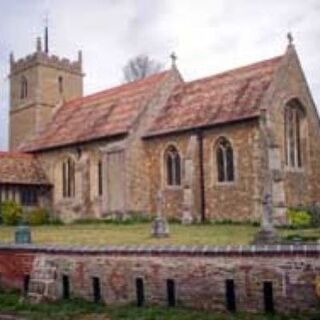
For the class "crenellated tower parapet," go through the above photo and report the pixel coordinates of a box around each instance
[9,37,84,150]
[10,40,83,76]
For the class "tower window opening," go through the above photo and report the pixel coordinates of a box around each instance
[20,76,28,99]
[58,76,64,94]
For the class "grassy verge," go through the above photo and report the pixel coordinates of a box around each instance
[0,223,318,246]
[0,290,315,320]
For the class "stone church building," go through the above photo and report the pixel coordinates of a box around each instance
[1,36,319,223]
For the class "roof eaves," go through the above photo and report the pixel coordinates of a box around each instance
[24,131,128,153]
[142,114,260,139]
[0,180,52,186]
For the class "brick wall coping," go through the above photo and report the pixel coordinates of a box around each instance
[0,243,319,256]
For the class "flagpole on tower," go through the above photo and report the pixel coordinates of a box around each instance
[44,13,49,54]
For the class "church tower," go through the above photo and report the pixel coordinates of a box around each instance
[9,37,83,150]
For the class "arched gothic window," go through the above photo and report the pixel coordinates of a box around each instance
[165,145,181,186]
[284,100,304,168]
[62,157,75,198]
[20,76,28,99]
[216,137,234,182]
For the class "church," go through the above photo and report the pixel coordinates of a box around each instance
[1,35,319,224]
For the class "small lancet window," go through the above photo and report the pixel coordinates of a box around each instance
[216,137,234,182]
[62,157,75,198]
[284,100,304,168]
[98,160,103,196]
[165,145,181,186]
[20,76,28,99]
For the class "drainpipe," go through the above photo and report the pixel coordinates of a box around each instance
[196,129,206,223]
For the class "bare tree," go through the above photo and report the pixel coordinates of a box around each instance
[123,54,163,82]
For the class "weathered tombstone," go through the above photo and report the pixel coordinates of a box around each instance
[253,193,279,244]
[151,191,169,238]
[182,188,193,224]
[15,222,32,244]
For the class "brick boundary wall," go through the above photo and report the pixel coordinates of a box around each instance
[0,244,319,315]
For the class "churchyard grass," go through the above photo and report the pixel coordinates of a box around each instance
[0,290,314,320]
[0,223,318,245]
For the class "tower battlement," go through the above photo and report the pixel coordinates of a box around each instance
[8,37,84,150]
[10,38,82,76]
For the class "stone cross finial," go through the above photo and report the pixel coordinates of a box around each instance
[10,52,14,65]
[78,50,83,64]
[287,32,293,46]
[170,52,177,68]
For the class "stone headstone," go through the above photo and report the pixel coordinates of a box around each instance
[253,193,279,244]
[151,191,170,238]
[182,188,193,225]
[15,225,32,244]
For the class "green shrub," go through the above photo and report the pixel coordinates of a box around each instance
[283,233,319,242]
[304,203,320,227]
[48,217,64,225]
[286,208,311,228]
[1,201,23,225]
[26,207,49,226]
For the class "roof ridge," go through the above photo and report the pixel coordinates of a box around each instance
[186,55,284,87]
[65,69,171,108]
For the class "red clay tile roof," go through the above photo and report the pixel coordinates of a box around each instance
[21,70,171,151]
[146,56,283,137]
[0,152,49,185]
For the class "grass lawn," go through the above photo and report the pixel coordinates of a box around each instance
[0,223,319,246]
[0,290,314,320]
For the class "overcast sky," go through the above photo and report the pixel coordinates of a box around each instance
[0,0,319,150]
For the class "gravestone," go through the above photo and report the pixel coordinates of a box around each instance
[151,191,169,238]
[15,224,32,244]
[253,193,279,244]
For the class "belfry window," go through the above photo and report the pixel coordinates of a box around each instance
[62,157,75,198]
[20,76,28,99]
[58,76,64,94]
[216,137,234,182]
[165,145,181,186]
[284,100,304,168]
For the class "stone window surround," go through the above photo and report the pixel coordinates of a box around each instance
[211,136,238,187]
[161,142,183,190]
[20,75,28,99]
[61,155,76,199]
[284,100,305,169]
[97,159,103,197]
